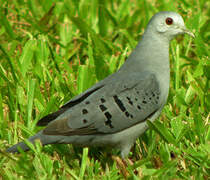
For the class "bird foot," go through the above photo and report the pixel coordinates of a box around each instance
[112,155,133,178]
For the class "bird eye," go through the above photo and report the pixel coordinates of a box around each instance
[165,17,173,25]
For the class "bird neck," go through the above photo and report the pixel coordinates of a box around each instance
[121,30,170,75]
[139,30,171,104]
[118,31,171,105]
[139,30,170,72]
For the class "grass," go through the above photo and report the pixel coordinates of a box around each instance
[0,0,209,179]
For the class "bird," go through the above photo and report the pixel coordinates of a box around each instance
[6,11,194,158]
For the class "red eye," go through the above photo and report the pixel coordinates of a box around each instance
[165,17,173,25]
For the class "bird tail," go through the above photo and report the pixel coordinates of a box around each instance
[6,130,60,153]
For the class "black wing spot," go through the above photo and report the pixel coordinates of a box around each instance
[137,105,141,110]
[83,119,88,123]
[85,101,90,104]
[113,95,126,112]
[101,98,106,103]
[125,111,130,117]
[82,109,88,114]
[126,97,133,105]
[104,111,112,119]
[135,98,138,101]
[123,110,133,119]
[157,96,159,100]
[142,100,147,104]
[152,92,156,97]
[149,97,152,100]
[104,112,114,128]
[99,104,107,112]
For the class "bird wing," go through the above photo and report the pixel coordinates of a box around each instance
[37,84,104,126]
[40,72,161,136]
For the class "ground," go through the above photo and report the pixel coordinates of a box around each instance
[0,0,209,179]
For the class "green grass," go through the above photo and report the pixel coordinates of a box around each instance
[0,0,209,179]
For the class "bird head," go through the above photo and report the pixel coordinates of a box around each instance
[147,11,194,41]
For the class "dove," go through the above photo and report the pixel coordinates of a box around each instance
[6,11,194,158]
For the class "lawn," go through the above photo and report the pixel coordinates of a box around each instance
[0,0,209,179]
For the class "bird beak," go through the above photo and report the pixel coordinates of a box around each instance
[182,27,195,38]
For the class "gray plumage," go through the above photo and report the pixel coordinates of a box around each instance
[6,11,194,157]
